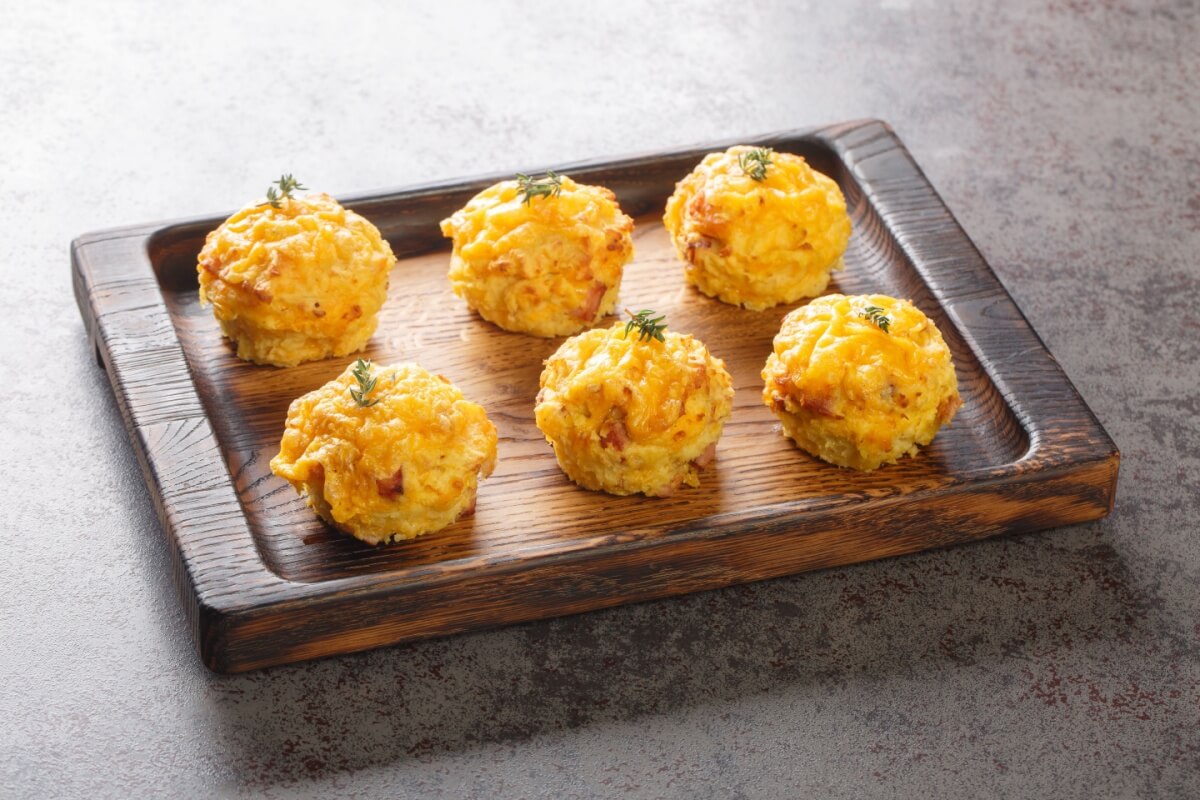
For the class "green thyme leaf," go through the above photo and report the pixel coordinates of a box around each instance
[261,174,307,208]
[349,358,380,407]
[515,170,563,204]
[737,147,772,181]
[860,305,891,333]
[622,308,668,343]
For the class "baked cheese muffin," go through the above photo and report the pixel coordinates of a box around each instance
[664,146,851,310]
[762,294,961,470]
[535,312,734,496]
[270,359,498,544]
[198,178,395,367]
[440,172,634,337]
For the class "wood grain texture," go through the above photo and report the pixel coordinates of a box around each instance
[71,120,1119,673]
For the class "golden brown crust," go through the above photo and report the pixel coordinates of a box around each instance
[197,193,395,366]
[440,176,634,337]
[762,294,960,470]
[664,147,851,310]
[270,361,497,544]
[535,322,734,496]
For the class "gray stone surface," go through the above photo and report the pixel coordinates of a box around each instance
[2,0,1198,797]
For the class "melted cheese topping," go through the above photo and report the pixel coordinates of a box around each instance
[440,175,634,337]
[270,361,497,544]
[762,294,961,470]
[198,193,395,367]
[536,322,734,496]
[664,147,851,310]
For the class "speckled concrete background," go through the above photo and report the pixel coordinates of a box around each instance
[2,1,1198,797]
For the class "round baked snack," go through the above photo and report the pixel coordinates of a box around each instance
[440,171,634,337]
[197,177,395,367]
[270,359,498,545]
[663,146,851,310]
[535,311,734,496]
[762,294,961,470]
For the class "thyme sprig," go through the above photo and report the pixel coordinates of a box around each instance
[349,358,380,407]
[860,305,891,333]
[262,174,307,208]
[738,147,773,181]
[622,308,668,343]
[515,170,563,204]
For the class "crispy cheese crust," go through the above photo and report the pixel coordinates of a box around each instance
[440,175,634,337]
[664,147,851,310]
[762,294,961,470]
[535,322,734,496]
[270,361,498,544]
[197,193,395,367]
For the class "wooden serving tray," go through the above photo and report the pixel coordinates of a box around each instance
[73,120,1119,673]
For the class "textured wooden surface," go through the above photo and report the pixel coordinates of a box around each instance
[72,121,1118,673]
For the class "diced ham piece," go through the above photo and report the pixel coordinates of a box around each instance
[376,467,404,499]
[599,417,629,451]
[937,395,963,424]
[655,473,687,497]
[457,496,477,520]
[572,281,608,321]
[691,441,717,470]
[684,236,716,264]
[798,392,844,420]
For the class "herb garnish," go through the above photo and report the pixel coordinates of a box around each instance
[516,171,563,204]
[738,147,773,182]
[860,306,891,333]
[262,174,307,208]
[622,309,668,343]
[350,358,380,407]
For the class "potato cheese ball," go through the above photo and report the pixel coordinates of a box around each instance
[270,360,498,545]
[762,294,961,471]
[664,146,852,310]
[440,172,634,337]
[535,313,734,496]
[198,181,395,367]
